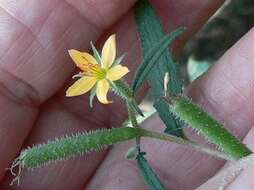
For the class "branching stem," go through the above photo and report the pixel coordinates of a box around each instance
[127,102,141,151]
[138,128,233,161]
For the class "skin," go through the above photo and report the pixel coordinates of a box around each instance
[0,0,253,189]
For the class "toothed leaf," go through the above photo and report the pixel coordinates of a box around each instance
[134,0,184,137]
[132,27,184,92]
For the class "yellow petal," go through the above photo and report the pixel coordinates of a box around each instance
[101,34,116,69]
[66,76,97,97]
[96,79,112,104]
[107,65,129,81]
[68,49,98,71]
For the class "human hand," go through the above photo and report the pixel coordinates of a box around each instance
[1,0,252,189]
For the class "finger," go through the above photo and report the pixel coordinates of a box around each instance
[0,0,136,100]
[1,12,146,190]
[1,0,224,189]
[187,26,254,139]
[0,69,38,180]
[86,24,254,190]
[0,0,136,182]
[87,114,224,190]
[225,128,254,190]
[197,126,254,190]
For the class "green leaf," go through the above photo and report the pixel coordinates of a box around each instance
[132,27,184,92]
[137,152,166,190]
[134,0,184,137]
[90,41,101,64]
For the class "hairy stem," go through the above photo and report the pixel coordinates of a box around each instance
[18,127,139,169]
[127,102,141,150]
[139,128,232,161]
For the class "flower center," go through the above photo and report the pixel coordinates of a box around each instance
[82,63,106,79]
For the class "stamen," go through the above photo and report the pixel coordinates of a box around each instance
[72,72,84,79]
[77,62,106,79]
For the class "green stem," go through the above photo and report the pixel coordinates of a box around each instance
[18,127,140,169]
[127,102,139,129]
[138,128,232,161]
[10,127,140,185]
[110,79,143,149]
[127,102,141,150]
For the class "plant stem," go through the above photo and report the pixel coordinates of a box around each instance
[127,102,141,150]
[138,128,233,161]
[127,103,139,129]
[15,127,139,171]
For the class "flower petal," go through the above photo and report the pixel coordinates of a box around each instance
[107,65,129,81]
[68,49,98,71]
[96,79,112,104]
[66,76,97,97]
[101,34,116,69]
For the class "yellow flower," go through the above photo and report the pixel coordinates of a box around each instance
[66,34,129,104]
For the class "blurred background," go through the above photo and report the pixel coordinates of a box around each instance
[141,0,254,111]
[181,0,254,83]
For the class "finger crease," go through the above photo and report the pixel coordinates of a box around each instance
[0,67,41,108]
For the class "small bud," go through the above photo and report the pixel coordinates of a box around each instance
[125,146,139,160]
[164,72,170,97]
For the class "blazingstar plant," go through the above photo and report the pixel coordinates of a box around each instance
[9,2,252,189]
[66,34,129,104]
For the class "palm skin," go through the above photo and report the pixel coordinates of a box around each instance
[0,0,253,189]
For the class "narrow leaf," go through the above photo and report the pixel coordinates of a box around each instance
[137,153,166,190]
[132,27,184,92]
[134,0,184,137]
